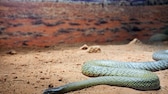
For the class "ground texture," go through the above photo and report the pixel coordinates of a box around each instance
[0,43,168,94]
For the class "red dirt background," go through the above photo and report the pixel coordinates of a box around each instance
[0,1,168,48]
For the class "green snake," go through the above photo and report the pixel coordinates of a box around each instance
[43,50,168,94]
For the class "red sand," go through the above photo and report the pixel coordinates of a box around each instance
[0,2,168,48]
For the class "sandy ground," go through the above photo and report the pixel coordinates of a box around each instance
[0,43,168,94]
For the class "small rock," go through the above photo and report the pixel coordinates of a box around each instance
[87,46,101,53]
[128,38,142,45]
[13,76,18,79]
[58,78,63,81]
[27,81,30,84]
[6,50,17,55]
[48,84,54,88]
[80,44,89,50]
[40,77,46,80]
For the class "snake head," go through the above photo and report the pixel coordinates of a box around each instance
[43,86,64,94]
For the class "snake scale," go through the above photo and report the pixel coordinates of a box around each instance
[43,50,168,94]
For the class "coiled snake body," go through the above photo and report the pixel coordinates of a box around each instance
[43,50,168,94]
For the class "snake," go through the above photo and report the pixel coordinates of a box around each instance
[43,50,168,94]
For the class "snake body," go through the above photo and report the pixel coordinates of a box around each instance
[43,50,168,94]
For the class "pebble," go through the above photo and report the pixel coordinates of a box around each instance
[6,50,17,55]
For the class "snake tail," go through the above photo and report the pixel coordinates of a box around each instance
[43,75,160,94]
